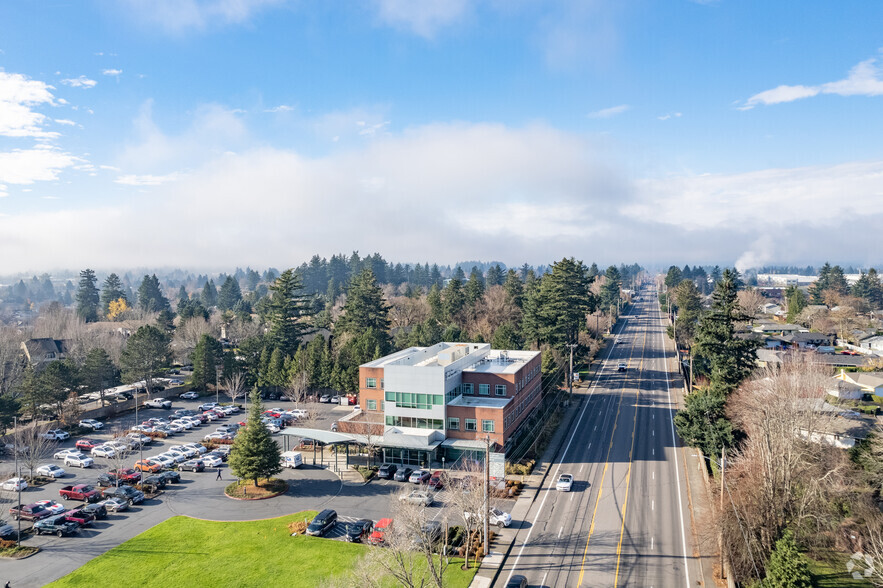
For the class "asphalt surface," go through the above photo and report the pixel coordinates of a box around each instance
[497,289,698,587]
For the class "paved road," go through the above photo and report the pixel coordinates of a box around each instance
[497,288,698,587]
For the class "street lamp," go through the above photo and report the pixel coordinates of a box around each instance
[13,416,20,546]
[215,366,222,406]
[484,434,490,558]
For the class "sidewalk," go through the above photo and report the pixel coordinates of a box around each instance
[470,364,599,587]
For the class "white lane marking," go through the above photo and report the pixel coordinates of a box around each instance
[504,319,628,585]
[593,426,597,431]
[652,499,655,511]
[652,448,655,456]
[580,463,585,473]
[652,471,655,480]
[651,536,654,550]
[652,429,655,436]
[661,308,692,588]
[541,572,548,587]
[588,442,592,449]
[570,492,575,501]
[558,526,563,539]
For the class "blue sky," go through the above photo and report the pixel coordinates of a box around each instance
[1,1,882,273]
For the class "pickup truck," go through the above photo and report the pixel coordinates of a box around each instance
[101,485,145,505]
[33,515,80,537]
[145,397,172,409]
[9,503,52,521]
[59,484,101,502]
[62,508,96,526]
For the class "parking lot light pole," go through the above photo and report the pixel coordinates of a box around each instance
[215,366,221,406]
[484,434,490,558]
[14,416,20,546]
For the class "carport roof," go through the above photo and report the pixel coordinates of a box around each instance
[281,427,355,444]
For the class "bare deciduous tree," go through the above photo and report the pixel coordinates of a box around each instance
[0,327,26,399]
[737,288,767,320]
[13,423,57,480]
[224,371,246,406]
[173,317,214,363]
[284,369,309,408]
[447,461,489,571]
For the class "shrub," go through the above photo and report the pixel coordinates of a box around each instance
[144,431,167,439]
[287,520,308,535]
[0,539,15,549]
[505,459,535,476]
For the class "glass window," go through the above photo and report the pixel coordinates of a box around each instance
[366,377,377,389]
[448,418,459,430]
[463,383,473,395]
[367,399,377,411]
[385,391,395,402]
[433,394,443,405]
[385,415,395,426]
[482,420,495,433]
[381,401,384,411]
[465,419,477,431]
[380,378,384,389]
[479,384,489,395]
[495,384,506,396]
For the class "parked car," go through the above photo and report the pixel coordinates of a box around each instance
[35,464,66,479]
[306,509,337,537]
[204,432,233,442]
[413,520,443,548]
[59,484,100,502]
[171,419,194,430]
[145,397,172,409]
[63,508,96,527]
[185,443,207,455]
[377,464,398,480]
[369,518,393,545]
[33,515,80,537]
[1,478,28,492]
[319,394,331,403]
[556,473,574,492]
[64,453,95,468]
[198,402,218,411]
[174,409,197,417]
[465,507,512,528]
[169,445,197,458]
[139,475,167,491]
[82,502,107,519]
[134,460,162,473]
[9,503,50,521]
[158,470,181,484]
[101,485,144,505]
[165,450,188,464]
[91,445,116,458]
[428,471,446,489]
[53,448,81,460]
[108,468,142,484]
[399,490,433,506]
[393,467,414,482]
[76,438,98,451]
[409,469,431,484]
[0,520,17,540]
[126,433,152,447]
[179,459,205,472]
[202,454,223,468]
[151,454,176,469]
[101,496,130,512]
[79,419,104,430]
[344,519,373,543]
[41,429,71,441]
[179,391,199,400]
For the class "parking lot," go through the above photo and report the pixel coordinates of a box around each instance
[0,393,514,587]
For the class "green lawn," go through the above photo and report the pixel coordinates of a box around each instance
[808,550,874,588]
[48,512,477,588]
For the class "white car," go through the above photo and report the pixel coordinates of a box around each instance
[202,454,223,468]
[202,411,220,422]
[34,500,66,515]
[198,402,218,411]
[79,419,104,430]
[204,432,233,442]
[221,405,238,414]
[54,448,81,460]
[169,445,197,458]
[107,441,130,453]
[182,416,202,427]
[64,454,94,468]
[165,450,187,463]
[171,419,194,430]
[35,464,66,479]
[185,443,207,455]
[145,397,172,409]
[556,473,574,492]
[165,422,185,434]
[288,409,307,419]
[179,391,199,400]
[152,454,176,469]
[41,429,70,441]
[1,477,27,492]
[91,445,116,458]
[465,507,513,528]
[126,433,152,446]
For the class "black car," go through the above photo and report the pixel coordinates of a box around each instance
[33,515,80,537]
[140,475,167,490]
[117,391,134,400]
[377,464,398,480]
[102,485,144,505]
[82,502,107,519]
[306,509,337,537]
[158,470,181,484]
[505,575,527,588]
[393,467,414,482]
[344,519,373,543]
[174,409,196,417]
[179,459,205,472]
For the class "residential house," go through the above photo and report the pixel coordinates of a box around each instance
[859,335,883,353]
[20,338,70,370]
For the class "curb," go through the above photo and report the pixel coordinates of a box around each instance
[224,480,289,501]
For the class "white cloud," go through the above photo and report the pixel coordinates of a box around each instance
[0,71,58,138]
[372,0,469,38]
[657,112,682,121]
[119,0,288,33]
[587,104,629,119]
[264,104,293,113]
[0,145,79,185]
[102,69,123,76]
[115,172,184,186]
[54,118,77,126]
[60,75,97,89]
[743,53,883,109]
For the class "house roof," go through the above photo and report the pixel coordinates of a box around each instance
[780,332,832,344]
[826,379,863,394]
[844,372,883,390]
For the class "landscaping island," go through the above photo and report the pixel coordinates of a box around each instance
[224,477,288,500]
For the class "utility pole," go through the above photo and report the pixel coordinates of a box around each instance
[567,343,577,403]
[720,447,726,578]
[14,416,20,546]
[484,434,490,558]
[215,365,222,406]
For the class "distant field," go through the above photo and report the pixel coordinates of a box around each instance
[48,512,476,588]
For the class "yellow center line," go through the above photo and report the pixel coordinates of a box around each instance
[577,305,649,587]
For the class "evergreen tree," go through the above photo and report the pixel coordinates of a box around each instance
[810,262,832,304]
[200,279,218,308]
[137,274,171,313]
[672,279,703,348]
[599,265,622,310]
[535,258,596,347]
[851,268,883,308]
[443,278,466,321]
[693,269,758,393]
[190,334,225,392]
[218,275,243,311]
[39,359,79,416]
[177,286,188,306]
[492,322,523,350]
[120,325,171,396]
[664,265,684,289]
[464,268,485,306]
[81,348,120,405]
[429,264,443,288]
[710,265,722,287]
[760,530,812,588]
[673,384,733,458]
[427,284,444,323]
[486,264,504,286]
[784,286,807,322]
[266,269,314,357]
[335,269,391,348]
[826,264,849,296]
[75,269,100,322]
[228,388,282,486]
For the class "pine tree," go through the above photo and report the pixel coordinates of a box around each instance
[190,335,225,392]
[464,268,485,307]
[266,269,314,357]
[600,265,622,310]
[673,383,733,457]
[486,264,504,286]
[784,285,807,322]
[218,275,243,311]
[503,269,524,307]
[335,269,392,353]
[535,258,596,347]
[443,278,465,322]
[81,348,120,405]
[200,280,218,308]
[228,388,282,486]
[76,269,100,322]
[761,530,812,588]
[136,274,171,313]
[120,325,171,396]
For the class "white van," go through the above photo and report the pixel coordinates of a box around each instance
[281,451,303,469]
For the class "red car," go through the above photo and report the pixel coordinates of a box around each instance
[428,471,446,490]
[263,410,282,418]
[369,518,393,545]
[108,468,141,483]
[76,438,98,451]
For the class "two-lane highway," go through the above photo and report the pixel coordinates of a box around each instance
[498,287,698,587]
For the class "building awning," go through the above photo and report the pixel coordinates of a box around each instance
[440,438,488,450]
[280,427,356,444]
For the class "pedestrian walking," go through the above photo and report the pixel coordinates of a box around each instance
[216,468,222,480]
